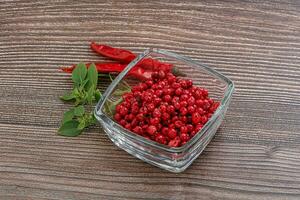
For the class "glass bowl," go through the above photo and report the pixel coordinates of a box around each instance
[94,49,234,172]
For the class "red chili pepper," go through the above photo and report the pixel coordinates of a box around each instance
[90,42,136,63]
[90,42,173,72]
[61,63,154,80]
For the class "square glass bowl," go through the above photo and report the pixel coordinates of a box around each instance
[94,49,234,172]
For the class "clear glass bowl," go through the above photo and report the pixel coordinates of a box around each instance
[94,49,234,172]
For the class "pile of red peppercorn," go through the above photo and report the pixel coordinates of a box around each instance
[114,70,220,147]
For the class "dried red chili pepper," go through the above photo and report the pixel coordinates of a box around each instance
[61,63,155,80]
[90,42,174,72]
[90,42,136,63]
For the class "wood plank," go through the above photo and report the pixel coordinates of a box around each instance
[0,0,299,199]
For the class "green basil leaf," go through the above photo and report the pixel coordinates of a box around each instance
[58,120,82,137]
[80,79,89,90]
[72,63,87,87]
[74,105,85,117]
[86,87,95,104]
[62,108,75,124]
[60,92,76,101]
[86,63,98,90]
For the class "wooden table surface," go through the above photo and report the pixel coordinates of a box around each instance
[1,1,300,199]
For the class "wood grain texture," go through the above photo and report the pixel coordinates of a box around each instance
[0,0,300,199]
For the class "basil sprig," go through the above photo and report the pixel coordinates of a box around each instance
[58,63,100,136]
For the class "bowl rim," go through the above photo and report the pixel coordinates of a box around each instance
[95,48,234,153]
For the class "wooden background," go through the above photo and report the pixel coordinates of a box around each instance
[0,0,300,199]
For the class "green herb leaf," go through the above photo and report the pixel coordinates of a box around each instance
[62,108,75,124]
[95,89,101,101]
[86,87,94,104]
[77,119,86,130]
[74,105,85,117]
[86,63,98,90]
[72,63,87,87]
[60,92,76,101]
[80,79,89,90]
[58,120,82,137]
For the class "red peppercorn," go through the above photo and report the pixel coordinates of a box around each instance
[159,105,167,113]
[173,102,181,110]
[175,88,183,96]
[207,113,213,119]
[202,89,208,97]
[180,107,188,115]
[180,116,188,123]
[136,113,144,121]
[180,126,188,134]
[167,74,176,84]
[172,96,180,103]
[167,128,177,139]
[194,90,202,99]
[172,82,181,89]
[192,112,201,124]
[186,79,193,87]
[157,123,162,131]
[119,107,128,116]
[116,104,123,113]
[150,117,160,126]
[168,123,175,129]
[155,89,163,97]
[131,105,139,114]
[147,103,155,112]
[197,107,204,115]
[155,134,167,144]
[125,115,131,122]
[161,127,169,136]
[186,124,193,132]
[163,95,172,102]
[187,105,195,114]
[145,80,153,87]
[114,113,121,121]
[152,108,161,118]
[167,105,175,113]
[153,97,162,106]
[147,125,157,135]
[179,80,188,88]
[162,112,170,120]
[180,101,188,107]
[168,136,181,147]
[187,96,195,106]
[203,99,210,109]
[174,120,183,128]
[190,130,197,138]
[180,94,189,101]
[133,91,142,98]
[131,118,138,127]
[201,115,208,124]
[132,126,142,134]
[195,124,203,132]
[158,70,166,79]
[125,123,131,130]
[180,133,190,142]
[182,89,190,95]
[120,119,126,126]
